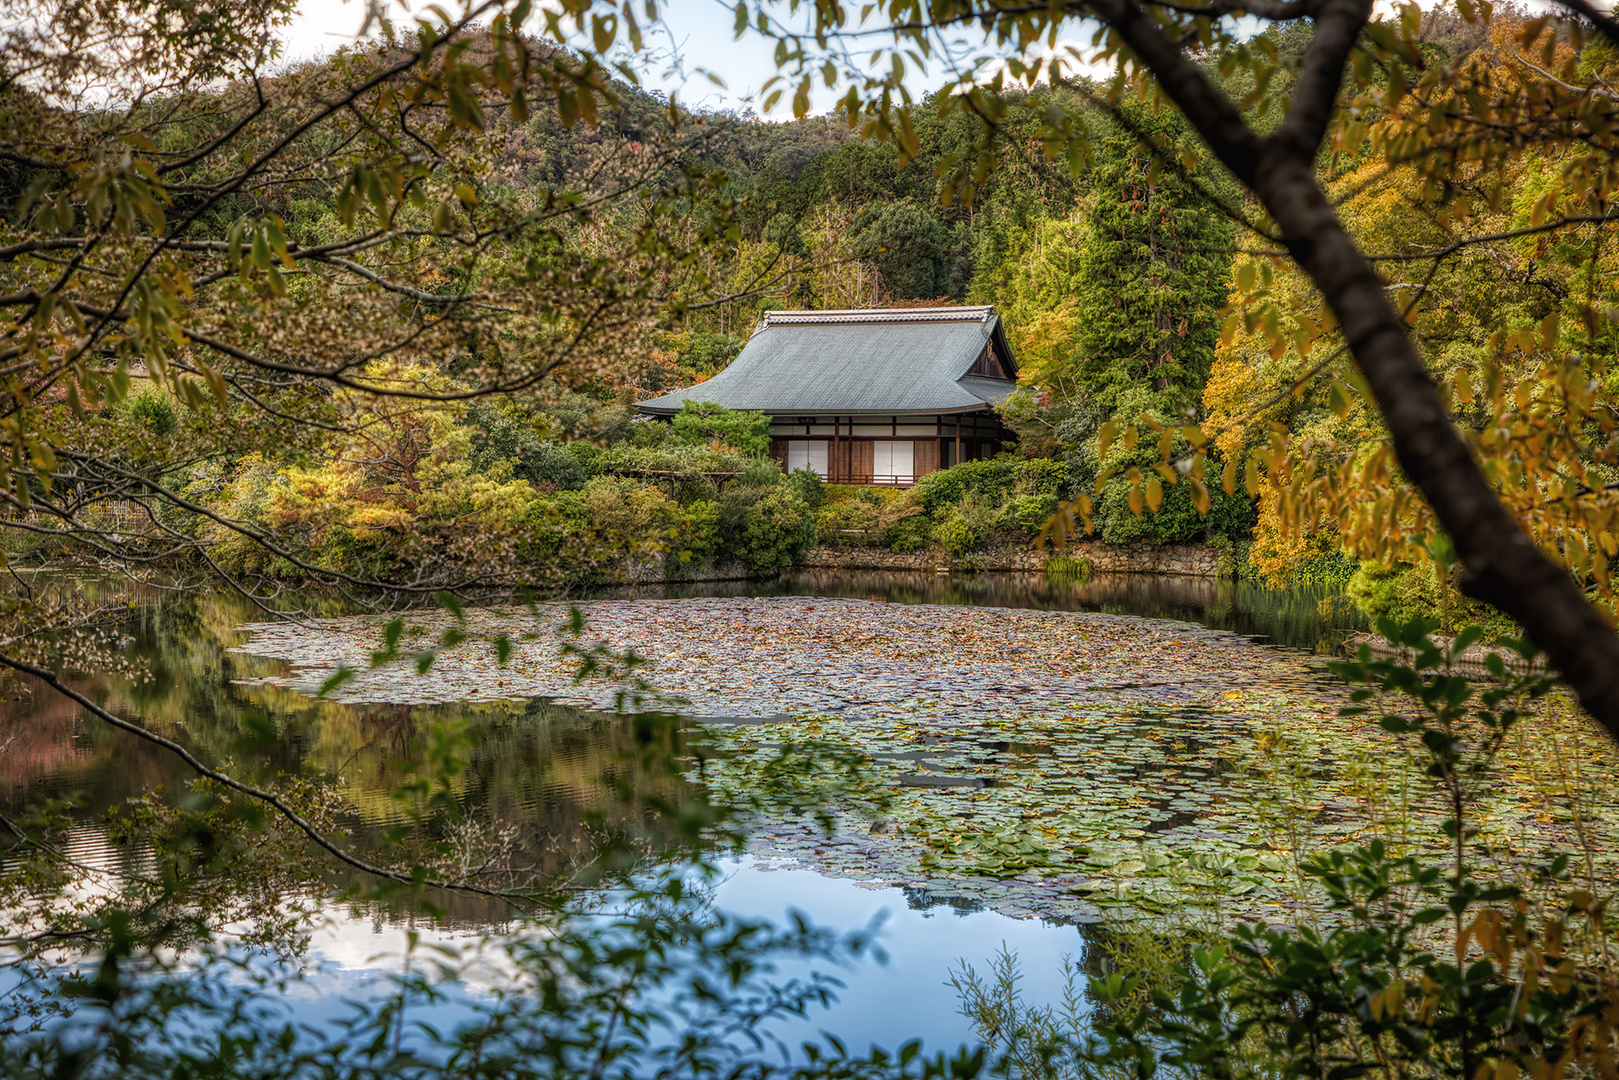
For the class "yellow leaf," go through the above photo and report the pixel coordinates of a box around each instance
[1098,420,1117,457]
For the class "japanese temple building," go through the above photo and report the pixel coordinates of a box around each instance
[634,306,1018,486]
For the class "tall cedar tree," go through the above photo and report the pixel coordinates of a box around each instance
[1076,108,1234,417]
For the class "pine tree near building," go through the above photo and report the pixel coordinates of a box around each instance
[1074,106,1235,418]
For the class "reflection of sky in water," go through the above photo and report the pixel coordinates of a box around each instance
[704,857,1088,1051]
[262,856,1088,1053]
[4,826,1087,1054]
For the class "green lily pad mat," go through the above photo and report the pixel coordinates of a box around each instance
[233,597,1619,926]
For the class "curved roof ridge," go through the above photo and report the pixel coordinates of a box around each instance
[757,305,994,330]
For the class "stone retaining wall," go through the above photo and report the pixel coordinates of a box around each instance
[614,559,754,585]
[600,544,1224,587]
[1344,633,1546,678]
[802,542,1223,578]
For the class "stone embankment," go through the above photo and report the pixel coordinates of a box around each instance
[1343,632,1547,678]
[802,542,1223,578]
[615,559,754,585]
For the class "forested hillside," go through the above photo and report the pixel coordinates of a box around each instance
[9,2,1619,1077]
[10,23,1268,598]
[3,2,1596,632]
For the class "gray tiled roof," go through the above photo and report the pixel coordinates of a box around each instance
[635,306,1018,416]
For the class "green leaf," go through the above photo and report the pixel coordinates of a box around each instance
[317,666,355,698]
[1448,625,1484,661]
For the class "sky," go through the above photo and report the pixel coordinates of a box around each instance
[277,0,864,115]
[278,0,1107,118]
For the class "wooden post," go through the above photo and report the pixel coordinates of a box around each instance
[954,416,961,466]
[833,416,840,483]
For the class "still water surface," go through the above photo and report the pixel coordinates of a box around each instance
[2,570,1357,1049]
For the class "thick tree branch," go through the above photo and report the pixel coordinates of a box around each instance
[1273,0,1365,159]
[1139,0,1312,18]
[1088,0,1619,739]
[1086,0,1263,184]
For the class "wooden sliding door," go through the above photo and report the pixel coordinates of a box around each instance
[913,438,940,478]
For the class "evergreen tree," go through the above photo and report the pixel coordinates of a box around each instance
[850,199,948,300]
[1073,106,1235,417]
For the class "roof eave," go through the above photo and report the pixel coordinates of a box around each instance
[633,403,1001,418]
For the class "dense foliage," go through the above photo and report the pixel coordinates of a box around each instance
[5,4,1619,1080]
[0,5,1260,596]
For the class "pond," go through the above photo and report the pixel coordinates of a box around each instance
[5,570,1613,1054]
[606,568,1358,654]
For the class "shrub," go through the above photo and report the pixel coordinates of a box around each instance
[932,496,995,555]
[1094,464,1256,545]
[912,459,1010,515]
[1077,433,1257,546]
[785,467,825,510]
[738,457,783,487]
[912,458,1066,532]
[1345,561,1407,620]
[997,490,1060,531]
[741,488,817,572]
[526,443,589,490]
[581,477,677,542]
[888,514,930,553]
[465,401,542,470]
[816,498,880,548]
[599,444,750,477]
[814,487,913,549]
[668,499,719,571]
[628,416,674,448]
[716,485,817,573]
[127,389,178,435]
[565,441,605,477]
[1344,560,1507,634]
[932,515,976,556]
